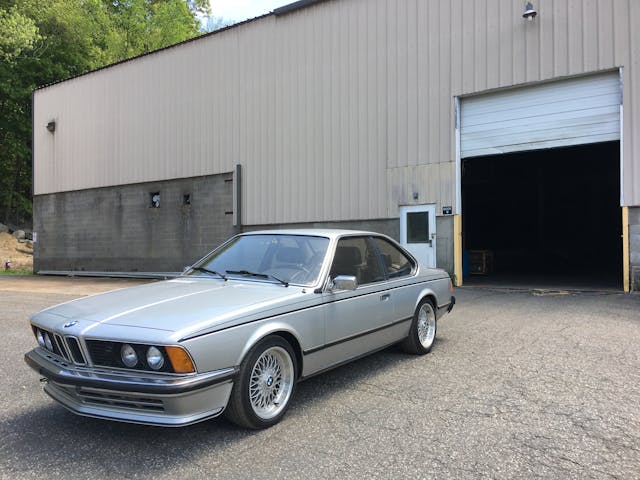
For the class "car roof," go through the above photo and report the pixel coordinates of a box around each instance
[240,229,383,240]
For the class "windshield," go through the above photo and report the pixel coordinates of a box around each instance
[187,234,330,286]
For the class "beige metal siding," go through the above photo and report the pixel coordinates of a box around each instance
[34,0,640,225]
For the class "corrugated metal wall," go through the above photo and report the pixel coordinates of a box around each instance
[33,0,640,225]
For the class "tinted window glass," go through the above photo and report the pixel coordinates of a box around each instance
[330,237,384,285]
[372,237,415,278]
[407,212,429,243]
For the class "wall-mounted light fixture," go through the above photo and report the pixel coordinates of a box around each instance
[46,121,56,133]
[523,2,537,21]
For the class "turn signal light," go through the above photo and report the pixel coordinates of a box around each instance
[165,346,196,373]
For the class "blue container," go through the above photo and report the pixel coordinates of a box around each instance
[462,250,470,278]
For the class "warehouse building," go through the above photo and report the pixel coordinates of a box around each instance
[33,0,640,291]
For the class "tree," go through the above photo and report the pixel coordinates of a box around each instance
[106,0,202,61]
[0,6,41,61]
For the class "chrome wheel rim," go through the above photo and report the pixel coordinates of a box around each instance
[249,346,294,420]
[417,303,436,348]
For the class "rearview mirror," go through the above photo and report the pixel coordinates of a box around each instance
[331,275,358,291]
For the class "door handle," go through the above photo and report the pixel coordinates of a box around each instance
[380,293,391,302]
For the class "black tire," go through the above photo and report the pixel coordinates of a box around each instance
[225,335,297,429]
[401,297,437,355]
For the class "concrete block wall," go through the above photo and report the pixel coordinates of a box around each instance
[630,206,640,291]
[33,173,235,272]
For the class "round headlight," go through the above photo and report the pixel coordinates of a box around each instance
[36,329,46,348]
[43,332,53,351]
[146,346,164,370]
[121,344,138,367]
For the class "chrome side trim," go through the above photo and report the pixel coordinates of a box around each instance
[25,348,238,395]
[302,317,412,355]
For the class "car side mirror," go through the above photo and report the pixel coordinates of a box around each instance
[330,275,358,291]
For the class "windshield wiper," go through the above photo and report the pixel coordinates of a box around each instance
[225,269,288,287]
[191,266,227,280]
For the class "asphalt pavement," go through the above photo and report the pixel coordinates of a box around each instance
[1,278,639,479]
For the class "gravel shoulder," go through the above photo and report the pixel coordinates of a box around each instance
[0,232,33,270]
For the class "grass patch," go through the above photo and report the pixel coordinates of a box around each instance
[0,269,33,275]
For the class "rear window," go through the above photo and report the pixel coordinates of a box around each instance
[371,237,415,278]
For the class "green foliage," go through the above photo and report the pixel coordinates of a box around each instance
[0,0,205,224]
[106,0,201,61]
[0,268,33,275]
[0,6,41,61]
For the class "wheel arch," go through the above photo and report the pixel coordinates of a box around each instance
[238,323,304,378]
[415,288,438,311]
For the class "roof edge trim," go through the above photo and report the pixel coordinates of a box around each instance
[274,0,329,16]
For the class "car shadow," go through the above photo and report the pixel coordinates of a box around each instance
[3,345,437,476]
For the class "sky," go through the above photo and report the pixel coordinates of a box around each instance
[209,0,294,22]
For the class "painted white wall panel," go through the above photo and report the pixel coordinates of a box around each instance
[461,73,621,158]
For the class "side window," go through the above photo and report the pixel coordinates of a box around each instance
[330,237,384,285]
[371,237,415,279]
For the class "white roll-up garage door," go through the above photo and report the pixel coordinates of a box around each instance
[460,72,621,158]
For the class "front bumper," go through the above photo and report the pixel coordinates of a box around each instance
[25,348,237,427]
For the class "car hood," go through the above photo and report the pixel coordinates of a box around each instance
[32,278,307,338]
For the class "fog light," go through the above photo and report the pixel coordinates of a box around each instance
[146,346,164,370]
[121,344,138,367]
[44,332,53,351]
[36,329,46,348]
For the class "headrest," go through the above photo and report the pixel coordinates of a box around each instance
[333,245,362,266]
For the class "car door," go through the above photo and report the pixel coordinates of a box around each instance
[318,236,393,367]
[369,235,419,323]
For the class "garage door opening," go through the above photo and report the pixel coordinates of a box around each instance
[461,141,621,290]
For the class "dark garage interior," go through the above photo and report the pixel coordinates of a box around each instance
[462,141,622,290]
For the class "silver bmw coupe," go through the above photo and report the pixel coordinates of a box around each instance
[25,230,455,429]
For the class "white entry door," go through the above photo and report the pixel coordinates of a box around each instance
[400,205,436,268]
